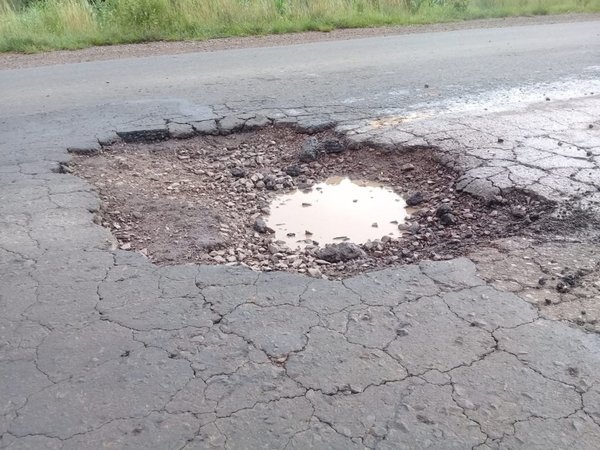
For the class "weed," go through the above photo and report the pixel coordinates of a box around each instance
[275,0,287,15]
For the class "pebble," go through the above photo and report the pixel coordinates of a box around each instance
[307,267,323,278]
[314,259,331,265]
[439,213,456,226]
[253,217,273,234]
[285,165,302,177]
[322,139,345,154]
[436,203,453,217]
[300,137,320,162]
[230,167,246,178]
[407,223,420,234]
[511,206,527,219]
[406,191,425,206]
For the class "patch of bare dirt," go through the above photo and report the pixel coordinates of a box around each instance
[73,126,558,279]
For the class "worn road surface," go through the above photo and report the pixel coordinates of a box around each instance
[1,19,600,449]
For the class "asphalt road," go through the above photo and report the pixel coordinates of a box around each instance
[2,18,600,450]
[0,20,599,119]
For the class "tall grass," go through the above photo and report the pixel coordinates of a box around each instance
[1,0,599,53]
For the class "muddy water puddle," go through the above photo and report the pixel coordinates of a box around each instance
[266,177,410,248]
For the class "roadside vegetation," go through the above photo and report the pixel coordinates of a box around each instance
[1,0,599,53]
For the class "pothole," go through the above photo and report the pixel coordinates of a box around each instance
[72,125,556,279]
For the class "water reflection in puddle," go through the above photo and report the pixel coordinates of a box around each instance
[266,177,410,248]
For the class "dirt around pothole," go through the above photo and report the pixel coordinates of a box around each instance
[73,126,559,279]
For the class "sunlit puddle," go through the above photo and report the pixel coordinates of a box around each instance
[266,177,410,248]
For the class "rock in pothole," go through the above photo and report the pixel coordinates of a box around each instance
[406,191,425,206]
[299,137,320,162]
[253,217,273,234]
[322,139,345,154]
[315,243,367,263]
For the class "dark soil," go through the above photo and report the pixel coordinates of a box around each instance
[73,125,559,279]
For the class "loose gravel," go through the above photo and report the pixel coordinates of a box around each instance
[73,126,557,279]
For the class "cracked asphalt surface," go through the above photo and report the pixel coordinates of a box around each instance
[1,19,600,449]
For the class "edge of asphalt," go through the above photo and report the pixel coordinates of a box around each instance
[1,12,599,70]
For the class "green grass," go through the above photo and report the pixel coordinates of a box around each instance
[1,0,599,53]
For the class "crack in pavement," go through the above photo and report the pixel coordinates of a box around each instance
[2,93,600,447]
